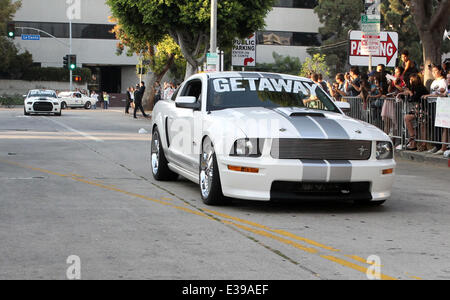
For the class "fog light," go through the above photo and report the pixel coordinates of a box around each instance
[382,168,393,175]
[228,165,259,173]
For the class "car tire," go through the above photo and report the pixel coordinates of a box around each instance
[199,137,228,206]
[55,112,62,116]
[61,102,67,109]
[151,128,178,181]
[84,102,91,109]
[24,107,30,116]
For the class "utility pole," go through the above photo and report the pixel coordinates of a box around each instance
[208,0,218,71]
[69,19,73,91]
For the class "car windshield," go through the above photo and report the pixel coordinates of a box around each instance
[29,91,56,98]
[207,77,339,113]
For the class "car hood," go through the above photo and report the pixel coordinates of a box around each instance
[26,97,57,102]
[208,107,389,141]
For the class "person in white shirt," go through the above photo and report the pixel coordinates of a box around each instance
[90,91,99,109]
[422,65,448,155]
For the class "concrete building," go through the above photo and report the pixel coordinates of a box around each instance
[11,0,320,92]
[12,0,138,93]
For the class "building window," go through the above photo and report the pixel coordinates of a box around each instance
[14,22,116,40]
[257,31,321,47]
[274,0,318,9]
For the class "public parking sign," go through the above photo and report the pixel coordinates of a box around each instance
[232,33,256,67]
[349,30,398,67]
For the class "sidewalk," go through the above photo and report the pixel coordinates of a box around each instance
[396,149,450,168]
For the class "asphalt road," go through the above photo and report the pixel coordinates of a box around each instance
[0,107,449,280]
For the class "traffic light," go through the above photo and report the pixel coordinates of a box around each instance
[68,54,77,70]
[7,22,15,38]
[74,75,81,82]
[63,55,69,69]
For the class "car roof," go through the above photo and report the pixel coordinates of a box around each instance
[205,71,311,82]
[29,89,56,93]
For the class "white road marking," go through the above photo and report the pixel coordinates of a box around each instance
[43,116,104,142]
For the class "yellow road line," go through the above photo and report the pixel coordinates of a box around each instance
[222,220,318,253]
[321,255,396,280]
[204,208,339,252]
[0,158,414,280]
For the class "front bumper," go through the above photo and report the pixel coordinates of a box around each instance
[25,103,61,114]
[217,155,395,202]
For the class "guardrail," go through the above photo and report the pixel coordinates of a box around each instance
[341,95,450,151]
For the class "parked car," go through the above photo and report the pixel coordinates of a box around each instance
[24,89,61,116]
[150,72,395,206]
[58,91,94,109]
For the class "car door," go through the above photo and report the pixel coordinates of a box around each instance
[73,93,82,106]
[166,77,203,173]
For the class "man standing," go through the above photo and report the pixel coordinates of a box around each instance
[134,81,149,119]
[103,91,109,109]
[125,86,133,114]
[90,90,99,109]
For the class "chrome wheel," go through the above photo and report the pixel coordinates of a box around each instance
[151,132,160,175]
[200,140,214,199]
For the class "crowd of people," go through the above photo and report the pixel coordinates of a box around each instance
[318,51,450,157]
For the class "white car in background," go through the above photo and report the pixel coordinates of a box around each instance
[24,89,61,116]
[58,91,94,109]
[151,72,396,206]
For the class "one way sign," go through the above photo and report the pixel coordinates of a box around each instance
[349,31,398,67]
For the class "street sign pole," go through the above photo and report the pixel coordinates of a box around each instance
[362,0,381,71]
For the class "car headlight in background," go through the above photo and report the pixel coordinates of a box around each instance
[27,102,32,105]
[230,138,264,157]
[376,141,393,160]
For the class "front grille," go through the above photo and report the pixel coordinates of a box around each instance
[271,139,372,160]
[33,102,53,112]
[270,181,372,201]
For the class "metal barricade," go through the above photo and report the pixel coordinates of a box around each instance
[341,95,450,150]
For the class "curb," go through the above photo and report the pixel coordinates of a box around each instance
[395,150,450,168]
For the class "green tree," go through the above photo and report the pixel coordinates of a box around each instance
[309,0,364,75]
[406,0,449,87]
[107,0,275,79]
[0,0,33,79]
[0,0,21,34]
[299,53,330,78]
[111,20,185,109]
[380,0,422,66]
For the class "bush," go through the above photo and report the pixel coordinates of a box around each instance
[0,95,24,106]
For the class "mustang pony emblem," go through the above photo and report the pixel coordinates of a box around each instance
[358,146,369,156]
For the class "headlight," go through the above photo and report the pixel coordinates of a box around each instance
[53,102,59,105]
[376,141,393,160]
[27,102,32,105]
[230,138,264,157]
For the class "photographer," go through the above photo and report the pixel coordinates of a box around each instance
[344,67,361,96]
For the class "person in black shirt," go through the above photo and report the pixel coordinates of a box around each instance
[134,81,149,119]
[399,74,428,150]
[344,66,361,96]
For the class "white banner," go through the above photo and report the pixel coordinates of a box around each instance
[435,98,450,129]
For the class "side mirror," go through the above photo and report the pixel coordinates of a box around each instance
[335,101,351,113]
[175,96,201,110]
[23,95,27,98]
